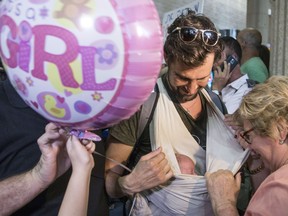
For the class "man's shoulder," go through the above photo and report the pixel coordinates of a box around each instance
[204,87,228,114]
[231,75,258,89]
[242,57,268,72]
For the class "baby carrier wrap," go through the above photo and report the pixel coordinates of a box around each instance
[128,79,249,216]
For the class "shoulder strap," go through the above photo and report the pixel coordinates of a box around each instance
[136,84,159,139]
[125,84,159,171]
[204,87,228,114]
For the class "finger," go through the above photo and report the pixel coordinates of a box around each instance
[45,122,61,132]
[83,140,93,148]
[224,113,236,120]
[235,172,242,189]
[58,127,67,135]
[44,123,63,138]
[45,122,56,131]
[214,67,220,76]
[69,135,82,148]
[85,142,96,153]
[165,169,174,179]
[37,129,60,146]
[226,113,233,117]
[140,147,163,161]
[216,66,222,74]
[80,139,90,146]
[89,143,96,153]
[226,62,231,74]
[160,159,171,174]
[147,151,167,166]
[222,61,228,73]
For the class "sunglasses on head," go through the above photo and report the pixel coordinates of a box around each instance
[171,26,221,46]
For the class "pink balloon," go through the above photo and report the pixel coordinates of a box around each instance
[0,0,163,130]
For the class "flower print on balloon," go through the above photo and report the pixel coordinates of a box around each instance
[94,41,118,70]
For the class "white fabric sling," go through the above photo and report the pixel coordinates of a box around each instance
[128,79,249,216]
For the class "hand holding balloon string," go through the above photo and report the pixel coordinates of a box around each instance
[64,127,131,172]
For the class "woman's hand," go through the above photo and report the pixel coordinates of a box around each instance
[206,170,241,216]
[66,136,96,172]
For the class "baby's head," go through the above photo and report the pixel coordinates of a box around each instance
[175,153,196,175]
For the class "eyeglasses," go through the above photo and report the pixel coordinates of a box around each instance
[240,128,254,144]
[171,26,221,46]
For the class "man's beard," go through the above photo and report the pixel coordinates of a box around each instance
[175,87,203,103]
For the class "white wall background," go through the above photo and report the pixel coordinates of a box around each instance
[153,0,272,44]
[153,0,247,31]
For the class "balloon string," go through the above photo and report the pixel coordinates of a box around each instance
[93,151,132,173]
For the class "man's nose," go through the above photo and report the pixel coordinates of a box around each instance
[186,80,199,94]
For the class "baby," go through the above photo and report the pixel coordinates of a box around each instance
[175,153,197,175]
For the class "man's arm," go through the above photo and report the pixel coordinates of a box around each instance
[0,167,51,216]
[0,123,70,216]
[105,136,173,198]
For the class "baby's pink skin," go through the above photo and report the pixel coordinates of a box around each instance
[175,153,196,175]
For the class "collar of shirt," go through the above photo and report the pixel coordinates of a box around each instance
[224,74,249,91]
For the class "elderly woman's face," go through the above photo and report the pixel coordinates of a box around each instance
[242,120,275,170]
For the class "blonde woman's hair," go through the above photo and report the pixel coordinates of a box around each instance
[235,75,288,140]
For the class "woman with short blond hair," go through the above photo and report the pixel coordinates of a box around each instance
[206,76,288,216]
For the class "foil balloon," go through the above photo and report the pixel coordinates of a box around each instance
[0,0,163,130]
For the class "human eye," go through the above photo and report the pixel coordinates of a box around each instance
[197,77,206,81]
[197,74,210,81]
[175,73,189,82]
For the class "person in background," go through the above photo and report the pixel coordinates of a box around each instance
[258,44,270,76]
[212,36,258,114]
[237,28,269,83]
[0,64,108,216]
[206,76,288,216]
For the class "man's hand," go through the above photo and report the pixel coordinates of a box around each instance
[212,61,231,92]
[119,147,173,196]
[33,123,70,188]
